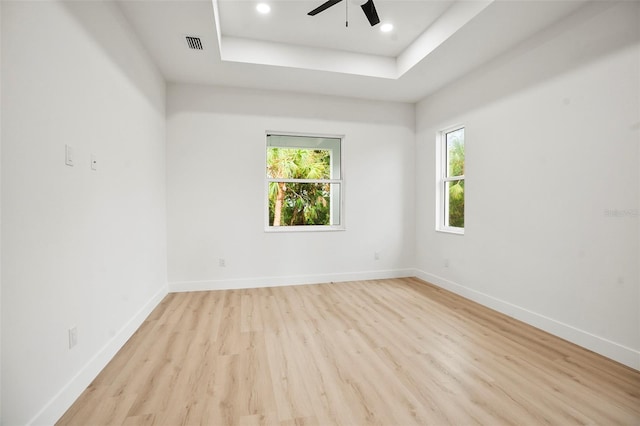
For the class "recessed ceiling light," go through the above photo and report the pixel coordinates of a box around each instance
[380,23,393,33]
[256,3,271,14]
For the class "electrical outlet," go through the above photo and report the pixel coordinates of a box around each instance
[219,258,226,267]
[374,252,380,261]
[69,326,78,349]
[444,259,450,268]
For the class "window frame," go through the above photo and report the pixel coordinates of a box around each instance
[436,125,465,235]
[264,131,345,233]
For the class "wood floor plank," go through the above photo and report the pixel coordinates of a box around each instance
[57,278,640,425]
[237,332,277,418]
[264,331,315,422]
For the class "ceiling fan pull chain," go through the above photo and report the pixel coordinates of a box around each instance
[345,0,348,27]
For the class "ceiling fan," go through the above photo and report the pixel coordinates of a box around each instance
[308,0,380,27]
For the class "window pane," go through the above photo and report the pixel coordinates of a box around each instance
[267,148,332,180]
[445,179,464,228]
[269,182,340,226]
[446,128,464,177]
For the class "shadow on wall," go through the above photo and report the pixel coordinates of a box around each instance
[60,1,164,114]
[417,1,640,129]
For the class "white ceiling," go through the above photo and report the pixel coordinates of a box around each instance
[218,0,454,57]
[117,0,589,103]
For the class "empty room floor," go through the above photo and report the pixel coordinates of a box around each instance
[57,278,640,425]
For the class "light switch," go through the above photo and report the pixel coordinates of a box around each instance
[65,145,74,166]
[91,154,97,171]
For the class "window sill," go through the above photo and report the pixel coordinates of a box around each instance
[436,227,464,235]
[265,225,345,233]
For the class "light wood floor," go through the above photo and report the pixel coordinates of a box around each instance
[57,278,640,425]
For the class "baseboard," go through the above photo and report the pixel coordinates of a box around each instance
[168,268,415,292]
[414,269,640,371]
[28,284,169,426]
[28,269,637,426]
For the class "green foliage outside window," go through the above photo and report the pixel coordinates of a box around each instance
[447,130,465,228]
[267,148,331,226]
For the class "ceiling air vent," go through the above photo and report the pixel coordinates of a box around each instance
[185,36,203,50]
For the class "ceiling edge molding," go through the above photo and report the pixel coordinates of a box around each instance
[220,36,397,78]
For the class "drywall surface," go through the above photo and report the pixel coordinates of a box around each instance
[167,84,415,290]
[0,0,3,418]
[415,1,640,369]
[1,1,167,424]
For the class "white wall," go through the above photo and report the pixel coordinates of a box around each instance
[167,84,415,290]
[415,1,640,369]
[0,0,3,418]
[1,2,167,424]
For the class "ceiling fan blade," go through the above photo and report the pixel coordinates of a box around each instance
[360,0,380,26]
[308,0,343,16]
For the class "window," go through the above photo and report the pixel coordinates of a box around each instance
[437,126,465,233]
[266,133,343,231]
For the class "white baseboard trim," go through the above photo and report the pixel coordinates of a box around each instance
[414,269,640,371]
[169,269,415,292]
[28,284,169,426]
[28,268,638,426]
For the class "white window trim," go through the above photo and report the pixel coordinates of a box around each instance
[436,125,465,235]
[264,131,345,233]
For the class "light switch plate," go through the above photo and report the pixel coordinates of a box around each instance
[65,145,74,167]
[69,326,78,349]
